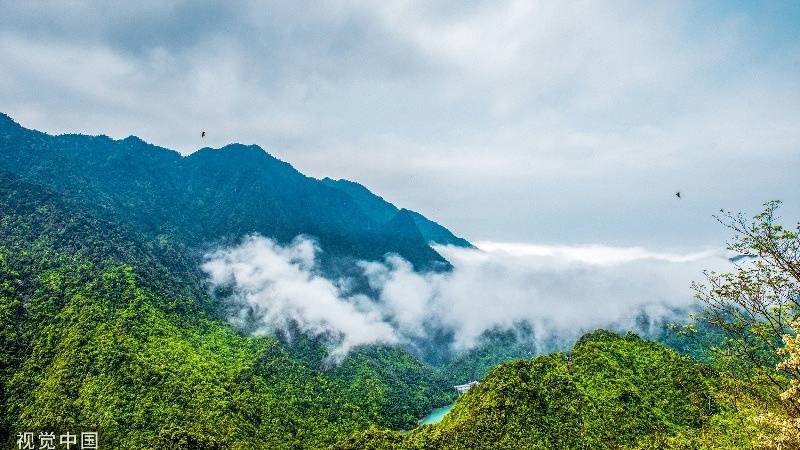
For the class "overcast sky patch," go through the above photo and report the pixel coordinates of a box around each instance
[1,0,798,246]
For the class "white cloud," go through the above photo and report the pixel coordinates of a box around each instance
[203,235,398,358]
[204,235,731,356]
[473,241,719,265]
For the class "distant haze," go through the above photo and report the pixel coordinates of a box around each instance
[1,1,798,247]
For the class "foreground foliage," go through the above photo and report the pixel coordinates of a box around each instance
[336,331,779,449]
[691,201,800,447]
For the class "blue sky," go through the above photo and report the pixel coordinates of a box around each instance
[1,0,798,249]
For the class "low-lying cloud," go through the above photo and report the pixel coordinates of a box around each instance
[202,236,397,358]
[203,235,730,358]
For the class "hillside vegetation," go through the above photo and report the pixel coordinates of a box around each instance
[1,114,796,449]
[336,331,779,449]
[0,171,453,448]
[0,113,470,272]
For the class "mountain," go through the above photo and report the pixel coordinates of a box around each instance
[0,168,455,448]
[1,112,781,449]
[0,113,465,446]
[335,331,761,449]
[320,177,473,248]
[0,113,466,271]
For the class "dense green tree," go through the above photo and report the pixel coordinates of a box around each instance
[0,171,451,448]
[335,331,772,449]
[690,201,800,447]
[693,202,799,386]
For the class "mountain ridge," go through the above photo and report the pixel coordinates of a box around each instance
[0,166,456,447]
[320,177,473,248]
[0,113,470,270]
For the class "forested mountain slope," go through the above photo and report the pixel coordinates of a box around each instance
[320,177,472,248]
[0,170,454,448]
[336,331,776,449]
[0,113,467,271]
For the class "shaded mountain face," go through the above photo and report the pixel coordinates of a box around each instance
[321,177,473,248]
[0,113,466,270]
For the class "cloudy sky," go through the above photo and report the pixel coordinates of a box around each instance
[1,0,798,248]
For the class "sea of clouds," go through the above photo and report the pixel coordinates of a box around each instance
[202,235,731,359]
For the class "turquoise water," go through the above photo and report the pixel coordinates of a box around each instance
[419,404,454,425]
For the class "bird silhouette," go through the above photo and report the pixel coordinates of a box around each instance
[201,131,206,138]
[675,191,681,199]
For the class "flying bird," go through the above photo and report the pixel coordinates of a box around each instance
[201,131,206,138]
[675,191,681,199]
[728,254,756,263]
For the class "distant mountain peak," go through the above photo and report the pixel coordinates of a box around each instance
[189,143,294,175]
[122,135,146,144]
[194,143,280,160]
[0,112,467,270]
[218,142,264,152]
